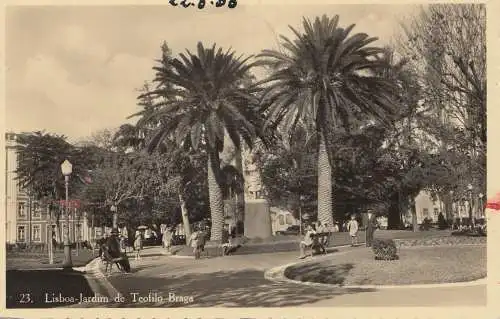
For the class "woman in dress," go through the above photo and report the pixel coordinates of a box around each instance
[133,230,143,260]
[347,214,359,247]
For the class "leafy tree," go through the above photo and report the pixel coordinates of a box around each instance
[134,42,267,241]
[15,132,91,223]
[398,3,486,197]
[258,15,398,225]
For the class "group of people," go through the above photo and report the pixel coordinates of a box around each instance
[298,210,379,259]
[185,223,237,259]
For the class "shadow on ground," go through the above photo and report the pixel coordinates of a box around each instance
[102,268,375,308]
[6,270,94,308]
[284,262,354,285]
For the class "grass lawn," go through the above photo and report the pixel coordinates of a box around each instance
[285,245,486,286]
[6,249,96,270]
[6,269,95,308]
[172,229,452,257]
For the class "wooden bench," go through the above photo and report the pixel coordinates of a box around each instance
[100,244,129,274]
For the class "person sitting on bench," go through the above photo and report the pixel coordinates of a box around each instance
[299,224,316,259]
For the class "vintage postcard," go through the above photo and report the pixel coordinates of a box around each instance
[0,0,497,318]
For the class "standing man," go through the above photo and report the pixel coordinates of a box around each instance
[364,209,378,247]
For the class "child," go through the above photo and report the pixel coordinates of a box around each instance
[347,214,359,247]
[188,227,202,259]
[133,230,143,260]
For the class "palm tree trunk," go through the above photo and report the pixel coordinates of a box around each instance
[208,150,225,241]
[317,132,334,227]
[234,147,245,235]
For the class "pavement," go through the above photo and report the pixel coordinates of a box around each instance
[82,245,486,307]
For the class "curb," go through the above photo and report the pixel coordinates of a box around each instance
[80,258,121,302]
[264,244,487,290]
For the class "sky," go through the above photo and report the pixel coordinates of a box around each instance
[5,4,420,142]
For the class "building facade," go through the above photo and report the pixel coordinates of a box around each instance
[4,132,92,245]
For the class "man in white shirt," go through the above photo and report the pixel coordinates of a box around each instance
[299,224,316,259]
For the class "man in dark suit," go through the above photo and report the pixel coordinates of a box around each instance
[364,209,378,247]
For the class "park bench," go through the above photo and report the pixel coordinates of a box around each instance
[303,232,329,256]
[100,244,130,274]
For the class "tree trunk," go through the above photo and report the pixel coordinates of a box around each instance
[410,196,418,232]
[208,150,225,241]
[234,147,245,235]
[179,193,191,239]
[387,194,401,229]
[317,132,334,226]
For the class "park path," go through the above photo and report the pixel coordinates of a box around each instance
[98,246,485,307]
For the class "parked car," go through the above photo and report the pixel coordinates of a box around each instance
[276,225,301,236]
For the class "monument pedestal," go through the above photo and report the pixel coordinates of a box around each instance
[244,199,272,239]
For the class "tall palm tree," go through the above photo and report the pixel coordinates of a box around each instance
[135,42,266,241]
[258,15,398,225]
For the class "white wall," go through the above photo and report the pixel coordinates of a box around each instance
[5,137,18,243]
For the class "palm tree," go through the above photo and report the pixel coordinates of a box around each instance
[258,15,398,225]
[134,42,266,241]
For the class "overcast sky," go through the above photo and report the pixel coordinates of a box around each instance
[5,4,419,142]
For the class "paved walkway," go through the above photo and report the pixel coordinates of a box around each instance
[89,246,486,307]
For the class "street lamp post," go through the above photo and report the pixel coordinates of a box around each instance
[467,183,474,228]
[111,204,118,229]
[299,195,306,235]
[61,159,73,269]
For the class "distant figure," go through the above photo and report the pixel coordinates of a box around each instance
[333,222,339,232]
[221,224,232,256]
[188,227,202,259]
[364,210,378,247]
[347,214,359,247]
[299,224,316,259]
[316,222,327,253]
[163,227,173,253]
[134,230,143,260]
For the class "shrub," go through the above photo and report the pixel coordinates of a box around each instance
[371,238,399,261]
[437,213,448,230]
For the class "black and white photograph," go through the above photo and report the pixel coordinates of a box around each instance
[3,1,489,311]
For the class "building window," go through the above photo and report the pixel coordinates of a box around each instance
[32,224,41,242]
[18,202,26,218]
[278,215,285,225]
[32,202,41,218]
[422,208,429,217]
[285,214,293,225]
[17,226,26,242]
[433,208,439,217]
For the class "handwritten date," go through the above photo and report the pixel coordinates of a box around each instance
[169,0,237,9]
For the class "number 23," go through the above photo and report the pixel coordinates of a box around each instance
[19,293,32,303]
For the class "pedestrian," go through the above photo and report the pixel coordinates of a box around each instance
[221,224,232,256]
[134,230,143,260]
[119,235,127,253]
[316,222,327,253]
[163,227,173,253]
[364,209,378,247]
[347,214,359,247]
[188,227,202,259]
